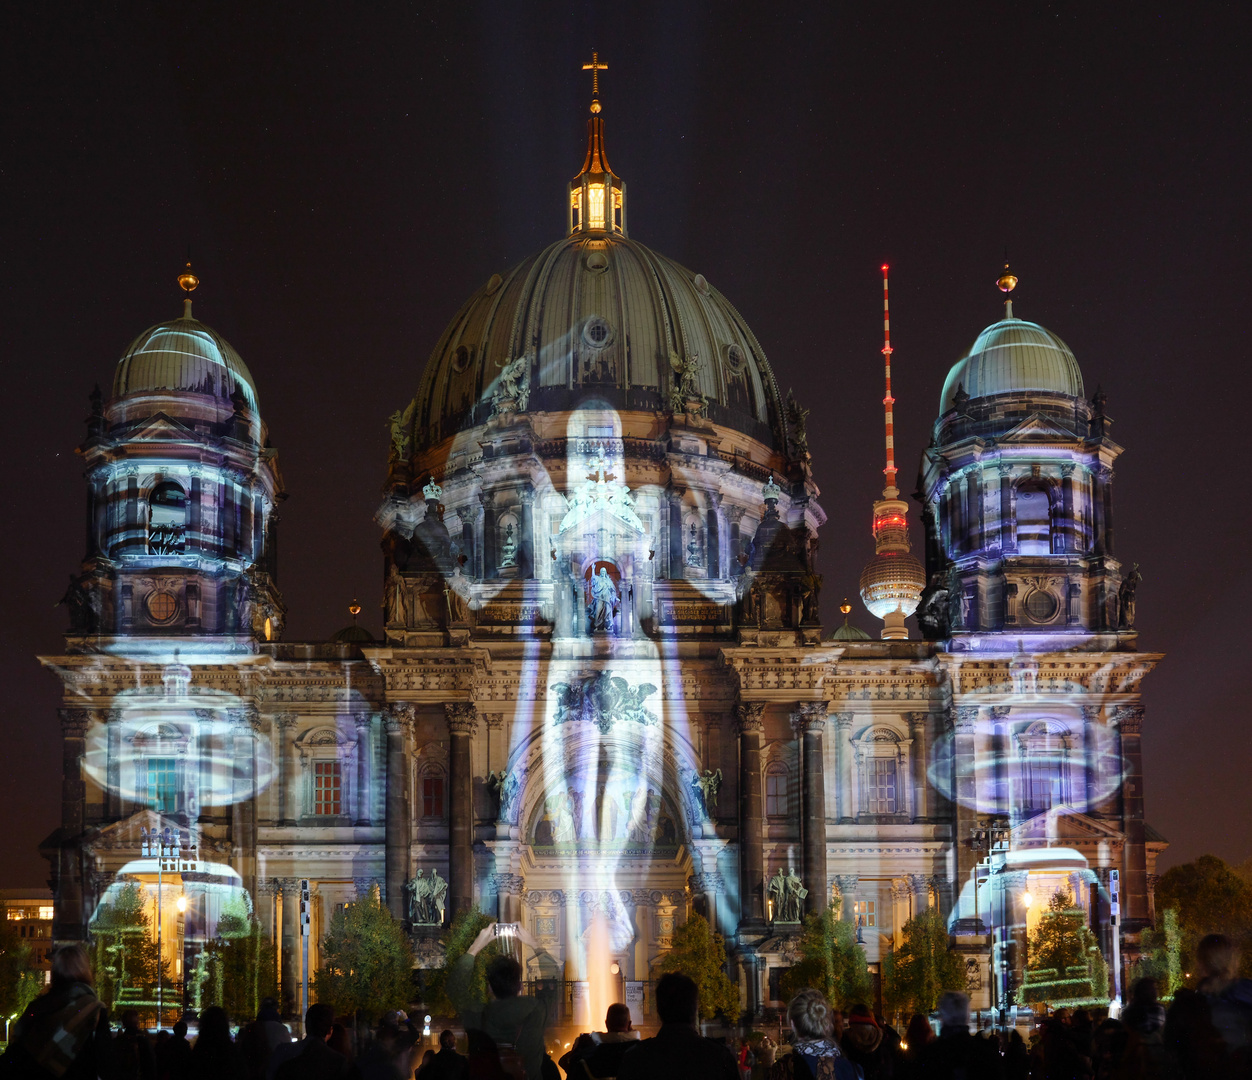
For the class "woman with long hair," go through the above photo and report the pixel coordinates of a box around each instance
[188,1005,246,1080]
[0,944,113,1080]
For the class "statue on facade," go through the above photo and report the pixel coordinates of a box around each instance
[799,571,822,625]
[786,389,810,457]
[384,565,408,626]
[487,769,520,822]
[492,356,530,415]
[386,399,416,461]
[56,573,100,633]
[690,768,723,818]
[668,351,707,417]
[784,866,808,921]
[685,523,703,567]
[1118,562,1142,629]
[407,869,449,924]
[445,577,471,624]
[589,566,619,634]
[499,523,518,568]
[768,868,789,921]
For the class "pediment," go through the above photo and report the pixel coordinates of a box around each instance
[123,412,200,443]
[86,808,183,851]
[998,413,1079,443]
[1012,807,1125,845]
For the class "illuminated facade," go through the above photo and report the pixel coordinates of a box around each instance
[42,85,1162,1021]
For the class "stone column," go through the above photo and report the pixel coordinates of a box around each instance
[794,703,828,915]
[55,709,89,939]
[834,713,855,822]
[278,877,300,1016]
[384,703,413,920]
[908,873,931,916]
[1061,465,1076,553]
[1102,468,1116,557]
[965,471,982,553]
[668,491,684,579]
[493,873,525,925]
[1114,705,1149,925]
[906,712,929,821]
[275,714,299,825]
[632,890,652,983]
[447,702,479,919]
[736,701,766,925]
[354,713,372,825]
[690,872,725,935]
[519,488,535,578]
[952,706,981,920]
[998,465,1014,552]
[230,708,259,900]
[835,874,859,923]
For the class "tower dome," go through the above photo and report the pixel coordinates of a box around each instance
[940,314,1083,412]
[113,301,259,413]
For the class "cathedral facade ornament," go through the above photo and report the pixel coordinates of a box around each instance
[549,671,659,734]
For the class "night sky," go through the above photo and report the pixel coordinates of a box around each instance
[2,4,1249,887]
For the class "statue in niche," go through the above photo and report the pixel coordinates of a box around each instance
[768,868,788,921]
[800,571,822,625]
[445,576,471,624]
[487,769,520,822]
[492,355,530,415]
[499,523,518,568]
[1118,562,1142,629]
[589,566,619,634]
[384,565,408,626]
[690,768,723,817]
[685,523,704,567]
[57,574,100,633]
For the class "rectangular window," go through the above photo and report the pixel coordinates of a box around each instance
[588,184,606,228]
[6,910,22,921]
[868,759,898,814]
[423,776,445,819]
[768,966,784,1003]
[38,907,53,921]
[147,758,179,814]
[765,772,787,817]
[1026,761,1063,812]
[314,762,342,816]
[854,899,876,928]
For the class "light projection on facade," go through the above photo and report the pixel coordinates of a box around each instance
[40,66,1161,1030]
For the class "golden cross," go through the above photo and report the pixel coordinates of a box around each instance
[582,50,608,99]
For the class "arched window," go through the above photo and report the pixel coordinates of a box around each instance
[1015,483,1052,556]
[854,726,909,818]
[765,764,790,818]
[298,728,353,820]
[419,766,446,821]
[148,481,187,555]
[1017,722,1071,816]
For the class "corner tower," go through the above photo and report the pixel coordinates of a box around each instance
[915,267,1131,641]
[69,267,285,645]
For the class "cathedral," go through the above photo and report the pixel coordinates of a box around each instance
[42,68,1163,1023]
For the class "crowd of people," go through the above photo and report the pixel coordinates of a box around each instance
[3,932,1250,1080]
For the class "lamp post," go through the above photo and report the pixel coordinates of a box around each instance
[969,817,1011,1028]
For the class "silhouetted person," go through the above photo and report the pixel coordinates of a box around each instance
[421,1030,468,1080]
[157,1018,191,1080]
[114,1008,156,1080]
[1123,977,1166,1080]
[240,998,294,1080]
[270,1003,349,1080]
[1167,933,1252,1080]
[1003,1030,1029,1080]
[566,1004,640,1078]
[769,988,857,1080]
[189,1006,246,1080]
[900,1013,933,1080]
[450,926,549,1080]
[1,943,113,1080]
[616,972,737,1080]
[916,992,1002,1080]
[841,1004,899,1080]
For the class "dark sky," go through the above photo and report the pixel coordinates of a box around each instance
[2,3,1248,887]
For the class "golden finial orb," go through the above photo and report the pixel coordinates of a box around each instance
[178,262,199,293]
[840,597,853,616]
[349,598,361,619]
[996,262,1018,293]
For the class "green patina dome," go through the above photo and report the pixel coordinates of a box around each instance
[940,314,1083,413]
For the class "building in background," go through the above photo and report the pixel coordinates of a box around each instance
[2,889,55,983]
[39,70,1163,1022]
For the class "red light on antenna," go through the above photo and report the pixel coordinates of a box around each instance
[881,264,889,271]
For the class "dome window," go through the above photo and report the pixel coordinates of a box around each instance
[725,344,747,375]
[1023,587,1059,623]
[451,345,474,374]
[583,317,612,348]
[144,590,178,624]
[148,481,187,555]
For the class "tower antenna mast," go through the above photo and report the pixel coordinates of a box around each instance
[881,264,898,499]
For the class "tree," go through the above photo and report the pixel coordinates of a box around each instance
[0,904,44,1019]
[655,913,738,1020]
[90,882,171,1014]
[314,885,415,1021]
[1155,855,1252,979]
[1134,907,1183,999]
[882,907,967,1018]
[780,907,872,1011]
[423,907,500,1017]
[199,896,278,1020]
[1019,890,1108,1008]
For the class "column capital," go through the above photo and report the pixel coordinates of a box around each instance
[689,872,725,894]
[833,711,855,730]
[353,712,373,733]
[483,712,505,730]
[274,712,300,731]
[384,701,415,733]
[904,711,928,731]
[735,701,765,734]
[907,873,931,893]
[952,705,980,733]
[445,702,479,735]
[491,872,526,896]
[1112,704,1144,734]
[834,874,859,894]
[58,708,92,737]
[353,877,381,899]
[791,702,828,735]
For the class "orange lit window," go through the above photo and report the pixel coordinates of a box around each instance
[314,762,342,816]
[588,184,606,228]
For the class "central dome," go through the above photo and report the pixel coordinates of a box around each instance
[413,234,783,452]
